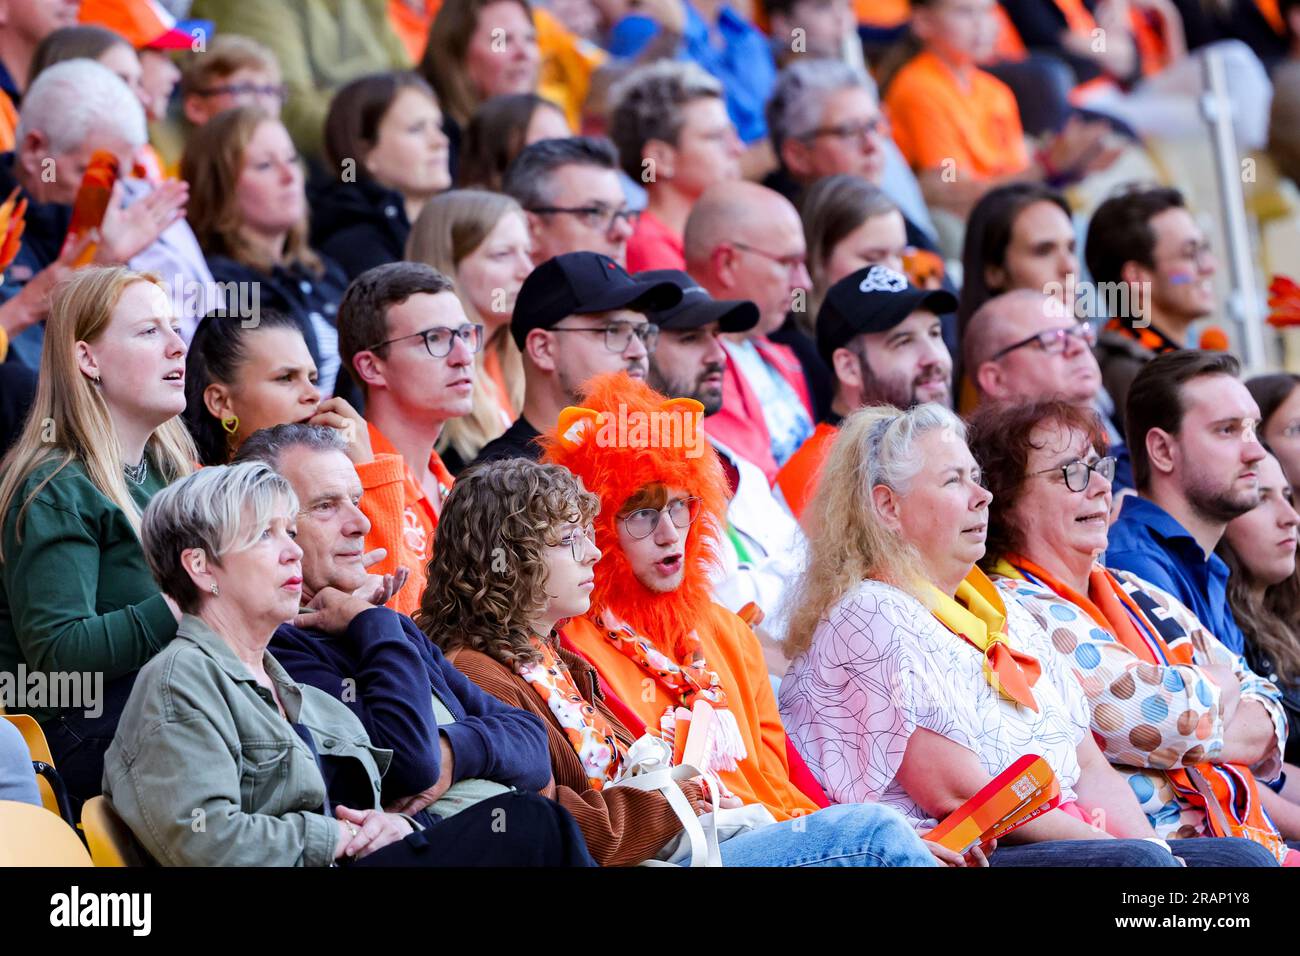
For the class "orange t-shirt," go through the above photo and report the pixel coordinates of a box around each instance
[355,421,454,616]
[884,50,1029,179]
[773,422,838,522]
[562,607,820,821]
[0,90,16,154]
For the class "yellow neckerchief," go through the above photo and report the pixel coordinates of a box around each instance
[921,567,1041,712]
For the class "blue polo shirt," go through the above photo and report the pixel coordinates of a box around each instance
[1105,495,1246,654]
[608,4,777,143]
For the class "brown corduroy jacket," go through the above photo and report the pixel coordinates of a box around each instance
[446,644,707,867]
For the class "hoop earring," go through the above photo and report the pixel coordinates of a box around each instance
[221,416,239,435]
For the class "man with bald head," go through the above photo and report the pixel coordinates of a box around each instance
[963,289,1131,490]
[684,180,816,481]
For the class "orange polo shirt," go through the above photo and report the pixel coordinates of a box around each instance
[562,606,820,821]
[773,422,839,522]
[884,50,1029,179]
[355,421,454,616]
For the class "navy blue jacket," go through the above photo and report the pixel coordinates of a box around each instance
[270,606,550,802]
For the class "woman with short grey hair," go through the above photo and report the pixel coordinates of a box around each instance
[104,462,594,866]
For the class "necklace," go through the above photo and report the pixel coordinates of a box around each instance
[123,456,149,485]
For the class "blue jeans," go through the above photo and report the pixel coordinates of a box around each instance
[0,718,41,807]
[991,836,1278,867]
[718,802,939,867]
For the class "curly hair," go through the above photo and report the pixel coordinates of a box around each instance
[416,458,599,666]
[965,399,1109,568]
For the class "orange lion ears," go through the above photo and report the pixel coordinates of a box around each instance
[554,397,706,452]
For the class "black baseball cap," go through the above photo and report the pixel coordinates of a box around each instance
[511,252,683,349]
[637,269,759,333]
[816,264,957,365]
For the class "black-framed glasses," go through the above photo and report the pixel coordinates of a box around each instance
[732,241,807,276]
[526,204,641,233]
[1033,456,1117,492]
[620,496,701,540]
[548,320,659,353]
[806,115,888,143]
[367,323,484,357]
[195,82,288,101]
[553,526,598,562]
[990,322,1097,361]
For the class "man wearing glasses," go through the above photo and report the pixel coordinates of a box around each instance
[1086,186,1219,432]
[775,264,955,520]
[473,251,681,465]
[962,289,1131,491]
[504,137,641,267]
[337,262,480,614]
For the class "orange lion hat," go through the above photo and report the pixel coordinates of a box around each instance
[540,371,730,649]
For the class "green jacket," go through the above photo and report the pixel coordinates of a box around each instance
[103,615,392,867]
[189,0,411,158]
[0,459,176,721]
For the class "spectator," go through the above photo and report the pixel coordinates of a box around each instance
[106,460,595,866]
[314,71,451,280]
[424,454,942,865]
[0,717,40,806]
[780,403,1197,866]
[764,0,860,67]
[233,424,555,823]
[1220,448,1300,768]
[182,106,351,397]
[336,262,480,613]
[639,267,802,655]
[178,33,285,127]
[0,0,79,149]
[473,250,679,464]
[971,399,1289,862]
[541,371,974,866]
[879,0,1115,222]
[188,0,410,157]
[608,60,742,273]
[1086,186,1216,427]
[0,59,190,368]
[964,290,1131,491]
[456,91,569,190]
[407,189,532,471]
[30,25,143,93]
[78,0,188,126]
[1249,372,1300,483]
[684,180,815,481]
[504,135,637,266]
[1108,350,1264,657]
[0,267,195,801]
[608,0,777,146]
[774,264,954,520]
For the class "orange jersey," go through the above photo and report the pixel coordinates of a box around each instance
[562,607,820,821]
[355,421,454,616]
[884,50,1029,179]
[773,422,838,522]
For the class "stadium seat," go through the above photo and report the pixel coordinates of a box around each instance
[0,800,93,866]
[0,713,75,823]
[80,796,148,867]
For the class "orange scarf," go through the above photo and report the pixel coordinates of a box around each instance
[1007,554,1288,862]
[923,567,1042,712]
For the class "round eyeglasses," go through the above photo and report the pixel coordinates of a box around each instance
[553,526,598,562]
[1033,456,1117,492]
[619,496,701,540]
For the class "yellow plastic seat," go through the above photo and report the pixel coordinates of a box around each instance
[80,796,148,867]
[1,713,63,817]
[0,800,93,866]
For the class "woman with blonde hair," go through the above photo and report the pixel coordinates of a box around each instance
[407,189,532,471]
[779,403,1210,866]
[182,105,351,400]
[0,266,195,801]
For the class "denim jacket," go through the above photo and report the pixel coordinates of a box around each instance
[103,615,391,867]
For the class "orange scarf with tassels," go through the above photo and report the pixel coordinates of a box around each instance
[1006,553,1288,863]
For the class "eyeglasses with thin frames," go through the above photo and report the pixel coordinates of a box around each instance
[367,323,484,358]
[554,526,598,562]
[196,82,288,101]
[731,241,807,277]
[619,496,702,540]
[547,321,659,353]
[990,322,1096,361]
[805,115,889,144]
[1033,456,1117,492]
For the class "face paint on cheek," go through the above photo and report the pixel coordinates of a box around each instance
[1166,271,1196,286]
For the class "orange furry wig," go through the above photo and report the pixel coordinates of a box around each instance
[540,371,730,650]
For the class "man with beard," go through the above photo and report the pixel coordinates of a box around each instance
[774,264,954,519]
[641,269,802,660]
[1107,351,1266,655]
[472,252,680,464]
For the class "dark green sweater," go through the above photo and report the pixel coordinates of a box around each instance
[0,458,177,721]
